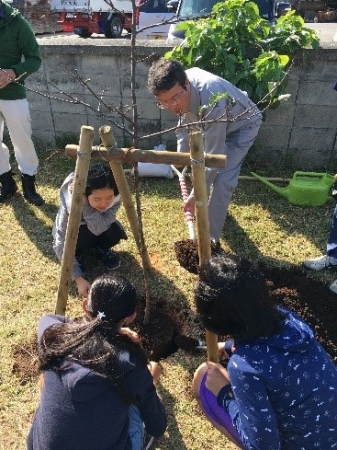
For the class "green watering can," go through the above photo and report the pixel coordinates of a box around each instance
[250,171,335,206]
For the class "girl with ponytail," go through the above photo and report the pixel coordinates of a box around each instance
[28,274,166,450]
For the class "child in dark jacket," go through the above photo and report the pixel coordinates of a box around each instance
[27,274,167,450]
[53,162,127,296]
[193,254,337,450]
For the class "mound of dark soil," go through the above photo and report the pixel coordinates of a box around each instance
[12,265,337,384]
[174,239,222,274]
[133,296,203,361]
[260,263,337,363]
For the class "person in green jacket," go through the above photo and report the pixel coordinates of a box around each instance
[0,0,44,206]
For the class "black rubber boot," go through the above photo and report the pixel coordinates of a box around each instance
[21,173,44,206]
[0,171,18,202]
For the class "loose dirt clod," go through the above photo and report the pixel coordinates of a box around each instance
[174,239,222,274]
[259,263,337,363]
[133,296,201,361]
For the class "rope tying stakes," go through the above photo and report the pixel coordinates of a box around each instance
[96,144,109,161]
[114,147,137,168]
[190,156,205,168]
[124,148,138,172]
[77,150,92,161]
[190,150,207,168]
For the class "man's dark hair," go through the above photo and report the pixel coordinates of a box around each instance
[148,58,188,96]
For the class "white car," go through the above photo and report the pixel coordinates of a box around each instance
[136,0,175,40]
[167,0,277,44]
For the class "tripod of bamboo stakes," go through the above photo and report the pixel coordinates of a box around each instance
[55,125,226,363]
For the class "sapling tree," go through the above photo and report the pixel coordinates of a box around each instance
[19,0,212,323]
[15,0,319,321]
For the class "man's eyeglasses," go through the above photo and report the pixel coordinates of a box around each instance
[156,88,187,109]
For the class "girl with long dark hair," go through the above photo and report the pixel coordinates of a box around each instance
[193,254,337,449]
[28,274,167,449]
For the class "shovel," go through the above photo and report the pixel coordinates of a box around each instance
[171,165,200,274]
[172,165,221,274]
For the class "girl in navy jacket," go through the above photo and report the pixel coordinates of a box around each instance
[28,274,167,449]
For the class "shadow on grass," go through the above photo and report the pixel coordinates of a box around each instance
[227,179,334,262]
[156,383,189,450]
[13,251,203,381]
[10,193,57,260]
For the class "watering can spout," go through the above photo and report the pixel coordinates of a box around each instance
[250,171,334,206]
[250,172,289,198]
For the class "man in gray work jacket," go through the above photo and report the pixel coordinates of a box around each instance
[148,58,262,243]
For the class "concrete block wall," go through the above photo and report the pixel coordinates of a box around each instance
[26,36,337,170]
[27,38,178,153]
[257,49,337,170]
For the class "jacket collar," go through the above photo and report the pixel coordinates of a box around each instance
[0,2,5,18]
[0,1,18,22]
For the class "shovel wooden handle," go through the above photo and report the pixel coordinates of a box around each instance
[179,177,196,240]
[172,165,196,240]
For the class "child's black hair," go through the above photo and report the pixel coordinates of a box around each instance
[87,274,137,323]
[85,162,119,197]
[195,254,285,342]
[38,274,147,405]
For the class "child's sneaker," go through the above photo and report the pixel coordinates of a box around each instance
[303,255,337,271]
[330,279,337,294]
[96,247,121,270]
[142,432,156,450]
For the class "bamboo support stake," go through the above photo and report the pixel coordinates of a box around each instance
[189,131,219,363]
[98,126,149,266]
[55,126,94,315]
[65,145,227,169]
[99,126,154,323]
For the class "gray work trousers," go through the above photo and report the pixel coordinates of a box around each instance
[208,121,261,241]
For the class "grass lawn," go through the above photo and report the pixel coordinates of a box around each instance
[0,144,336,449]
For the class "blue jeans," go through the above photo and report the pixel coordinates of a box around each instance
[327,204,337,259]
[128,405,144,450]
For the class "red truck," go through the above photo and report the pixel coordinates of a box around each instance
[50,0,133,37]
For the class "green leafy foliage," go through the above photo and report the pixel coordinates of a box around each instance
[165,0,320,107]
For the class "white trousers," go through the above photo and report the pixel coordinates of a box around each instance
[0,98,39,176]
